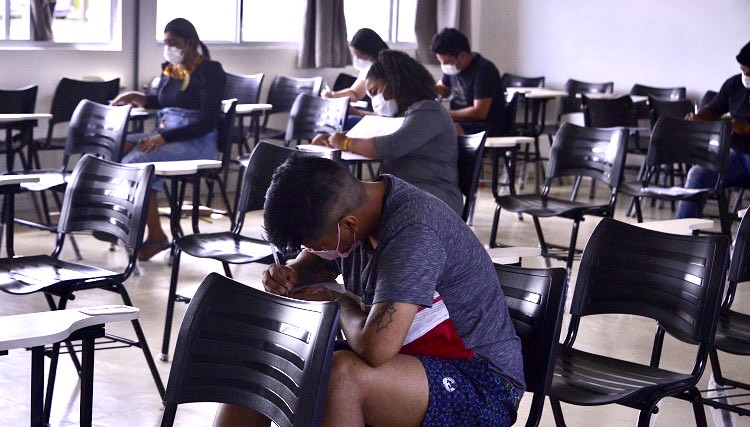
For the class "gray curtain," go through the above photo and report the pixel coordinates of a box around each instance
[415,0,471,64]
[298,0,350,68]
[30,0,54,41]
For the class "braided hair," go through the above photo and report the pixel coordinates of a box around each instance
[367,50,436,114]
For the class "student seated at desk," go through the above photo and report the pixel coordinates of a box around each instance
[677,40,750,219]
[431,28,506,136]
[213,155,524,426]
[313,50,463,216]
[111,18,226,261]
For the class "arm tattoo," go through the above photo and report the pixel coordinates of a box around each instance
[372,302,397,333]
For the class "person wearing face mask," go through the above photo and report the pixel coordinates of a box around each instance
[677,41,750,219]
[213,155,524,427]
[431,28,506,136]
[110,18,226,261]
[312,50,464,216]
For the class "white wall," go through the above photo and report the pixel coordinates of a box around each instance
[473,0,750,100]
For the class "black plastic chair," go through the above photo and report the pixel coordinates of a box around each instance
[457,131,487,223]
[549,218,729,427]
[630,84,687,121]
[501,73,545,88]
[161,272,339,427]
[0,85,38,172]
[258,75,323,141]
[703,209,750,416]
[489,123,628,277]
[496,263,566,427]
[284,93,349,147]
[224,72,264,154]
[700,90,718,109]
[0,154,164,422]
[332,72,358,91]
[29,77,120,169]
[648,96,693,128]
[161,142,339,361]
[143,75,161,97]
[620,117,732,234]
[15,100,131,235]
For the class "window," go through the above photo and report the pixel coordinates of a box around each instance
[155,0,416,45]
[0,0,119,44]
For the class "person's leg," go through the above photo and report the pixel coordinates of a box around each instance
[676,165,716,218]
[213,405,269,427]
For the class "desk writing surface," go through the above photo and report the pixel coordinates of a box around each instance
[0,306,139,351]
[0,175,40,186]
[297,144,376,162]
[0,113,52,122]
[128,159,221,176]
[634,218,714,235]
[236,103,273,114]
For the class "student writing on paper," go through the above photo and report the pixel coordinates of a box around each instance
[213,155,524,426]
[313,50,463,215]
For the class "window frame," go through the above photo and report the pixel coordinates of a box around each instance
[0,0,122,51]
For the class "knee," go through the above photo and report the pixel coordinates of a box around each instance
[329,350,369,396]
[684,165,713,189]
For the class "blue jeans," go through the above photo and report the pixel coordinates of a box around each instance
[676,150,750,218]
[122,108,218,190]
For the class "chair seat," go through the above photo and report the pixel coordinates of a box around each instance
[497,194,609,219]
[257,127,285,141]
[176,232,273,264]
[714,309,750,355]
[20,171,70,192]
[0,255,120,295]
[620,181,709,200]
[552,347,695,408]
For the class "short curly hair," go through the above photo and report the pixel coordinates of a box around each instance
[366,50,436,114]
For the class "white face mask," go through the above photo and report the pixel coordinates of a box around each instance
[353,56,373,72]
[441,63,460,76]
[742,73,750,89]
[370,92,399,117]
[163,45,183,65]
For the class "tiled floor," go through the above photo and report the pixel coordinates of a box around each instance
[1,173,750,426]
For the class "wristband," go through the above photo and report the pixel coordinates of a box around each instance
[342,136,352,152]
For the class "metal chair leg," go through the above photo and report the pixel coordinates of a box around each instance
[161,248,182,362]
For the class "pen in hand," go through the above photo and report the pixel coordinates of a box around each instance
[270,243,291,296]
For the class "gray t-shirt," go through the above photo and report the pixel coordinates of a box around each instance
[374,100,464,216]
[340,175,525,389]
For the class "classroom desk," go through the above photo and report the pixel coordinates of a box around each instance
[485,136,535,199]
[128,159,221,240]
[0,114,52,172]
[295,144,379,179]
[127,108,157,133]
[0,174,40,257]
[580,93,649,104]
[634,218,714,235]
[235,103,273,151]
[486,245,541,265]
[0,305,139,427]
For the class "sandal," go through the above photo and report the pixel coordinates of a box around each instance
[138,237,171,261]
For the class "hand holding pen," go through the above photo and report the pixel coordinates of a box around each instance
[264,243,297,296]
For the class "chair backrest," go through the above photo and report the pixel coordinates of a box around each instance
[648,96,693,128]
[572,218,729,345]
[497,264,566,397]
[224,72,264,105]
[0,85,37,114]
[217,99,238,167]
[57,154,155,257]
[546,122,628,189]
[285,94,349,143]
[457,131,487,221]
[630,84,687,101]
[144,75,161,97]
[582,94,637,128]
[700,90,718,109]
[332,73,358,91]
[49,77,121,125]
[266,75,324,116]
[501,73,545,88]
[63,100,132,167]
[728,209,750,284]
[161,272,339,427]
[564,79,614,95]
[494,92,520,137]
[643,116,731,181]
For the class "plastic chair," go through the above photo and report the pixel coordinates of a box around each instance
[224,72,264,154]
[457,131,487,223]
[161,142,339,361]
[648,96,693,128]
[0,85,38,172]
[549,218,730,427]
[161,272,339,427]
[15,100,131,234]
[29,77,120,169]
[143,75,161,97]
[258,75,323,141]
[489,123,628,277]
[620,117,732,234]
[630,84,687,121]
[0,154,164,422]
[332,72,357,91]
[496,263,566,427]
[284,93,349,147]
[501,73,545,88]
[700,90,718,109]
[703,209,750,416]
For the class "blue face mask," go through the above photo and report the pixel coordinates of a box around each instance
[306,223,360,260]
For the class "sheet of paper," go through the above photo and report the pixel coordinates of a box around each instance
[345,115,405,139]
